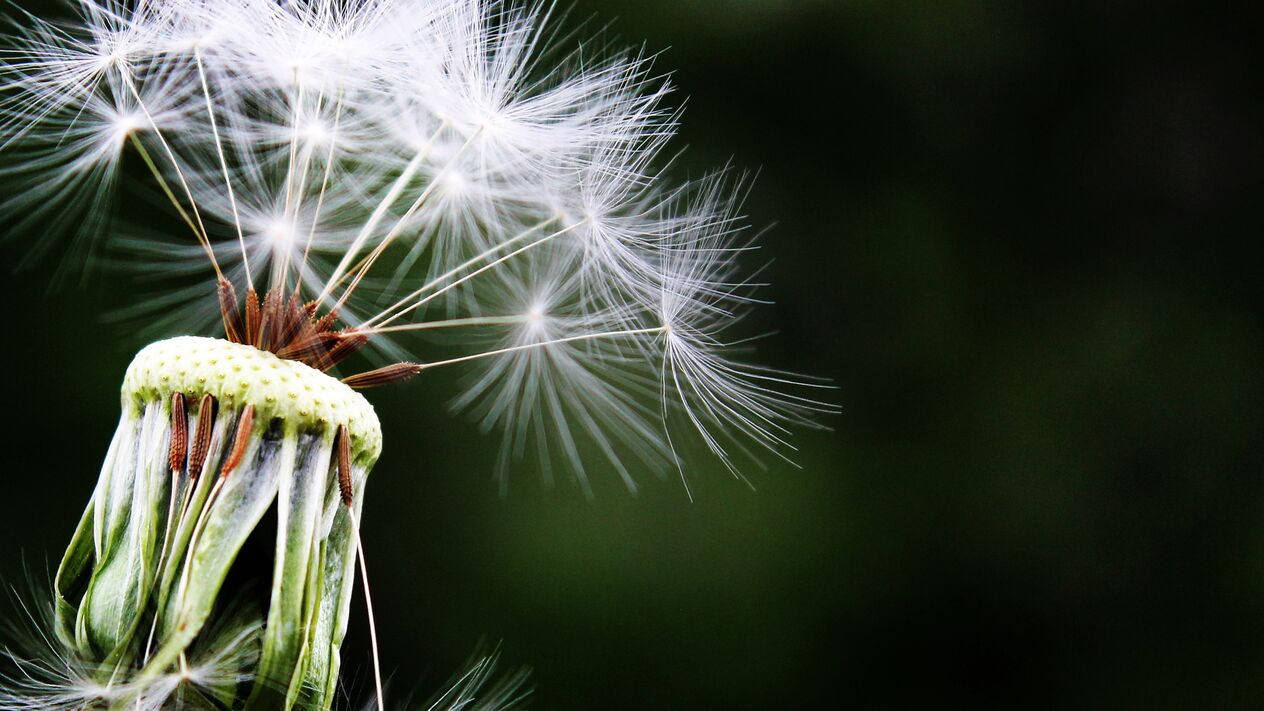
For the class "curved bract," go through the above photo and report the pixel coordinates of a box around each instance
[50,338,377,710]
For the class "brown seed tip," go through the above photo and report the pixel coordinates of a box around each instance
[221,404,255,478]
[341,362,425,389]
[168,392,188,473]
[336,424,353,507]
[188,394,216,481]
[244,289,262,347]
[217,278,243,344]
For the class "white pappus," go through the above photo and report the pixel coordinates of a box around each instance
[0,0,834,495]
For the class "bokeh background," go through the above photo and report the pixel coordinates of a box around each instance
[2,0,1260,708]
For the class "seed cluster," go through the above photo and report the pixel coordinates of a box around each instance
[123,335,382,462]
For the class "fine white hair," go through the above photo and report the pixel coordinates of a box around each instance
[0,0,835,494]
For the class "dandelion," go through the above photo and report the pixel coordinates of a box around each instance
[0,0,835,708]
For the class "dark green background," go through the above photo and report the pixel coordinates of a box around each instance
[2,1,1260,708]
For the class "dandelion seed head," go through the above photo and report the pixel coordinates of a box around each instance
[0,0,834,494]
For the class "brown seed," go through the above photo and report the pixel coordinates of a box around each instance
[342,362,424,389]
[168,392,188,473]
[258,288,285,350]
[244,289,262,346]
[272,293,307,353]
[217,278,243,344]
[336,424,353,507]
[275,328,327,364]
[323,332,370,370]
[188,394,216,481]
[221,404,255,478]
[312,308,340,335]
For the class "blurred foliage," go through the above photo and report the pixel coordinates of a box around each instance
[1,0,1260,708]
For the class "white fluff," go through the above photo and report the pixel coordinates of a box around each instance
[0,0,834,494]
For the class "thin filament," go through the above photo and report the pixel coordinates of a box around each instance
[194,48,250,289]
[355,525,386,711]
[375,325,669,368]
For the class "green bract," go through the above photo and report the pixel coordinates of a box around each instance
[54,337,380,710]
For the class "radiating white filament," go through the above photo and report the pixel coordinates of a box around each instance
[0,0,835,493]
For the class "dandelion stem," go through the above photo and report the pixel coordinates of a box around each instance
[194,48,250,290]
[116,65,216,266]
[372,218,587,329]
[330,125,485,314]
[354,526,385,711]
[127,134,205,252]
[282,70,304,222]
[318,121,447,304]
[298,88,345,289]
[275,69,308,292]
[355,315,528,335]
[402,325,668,370]
[361,216,561,329]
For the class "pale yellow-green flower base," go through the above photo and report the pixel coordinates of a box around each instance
[123,336,382,462]
[53,336,380,711]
